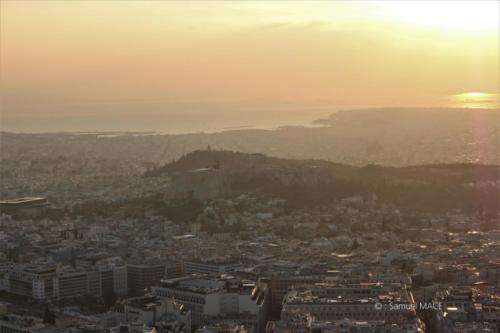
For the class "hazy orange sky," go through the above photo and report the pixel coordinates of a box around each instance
[1,0,499,120]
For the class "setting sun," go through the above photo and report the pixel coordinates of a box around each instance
[462,92,488,97]
[450,92,500,108]
[1,0,498,122]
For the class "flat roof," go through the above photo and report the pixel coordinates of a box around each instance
[0,197,48,210]
[0,197,46,204]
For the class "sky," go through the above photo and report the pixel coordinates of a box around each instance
[0,1,499,131]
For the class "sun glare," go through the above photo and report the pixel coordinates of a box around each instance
[380,1,499,31]
[450,92,499,108]
[462,92,488,98]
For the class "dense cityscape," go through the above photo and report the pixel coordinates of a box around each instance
[1,1,499,332]
[0,141,499,333]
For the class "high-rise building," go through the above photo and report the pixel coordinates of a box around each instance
[7,265,58,300]
[57,271,88,299]
[152,274,268,332]
[127,263,165,296]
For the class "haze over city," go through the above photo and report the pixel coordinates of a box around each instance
[0,2,499,333]
[1,1,499,132]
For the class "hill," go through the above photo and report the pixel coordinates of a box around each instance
[147,150,500,216]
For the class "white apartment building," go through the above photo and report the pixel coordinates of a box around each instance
[152,275,266,329]
[5,264,128,301]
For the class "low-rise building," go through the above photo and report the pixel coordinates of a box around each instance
[152,275,267,331]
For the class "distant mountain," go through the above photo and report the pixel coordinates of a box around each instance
[1,107,499,167]
[303,107,500,165]
[148,150,500,216]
